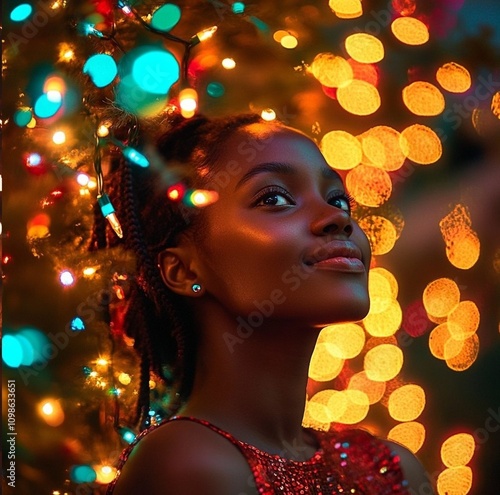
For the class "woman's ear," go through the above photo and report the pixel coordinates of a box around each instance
[158,247,200,296]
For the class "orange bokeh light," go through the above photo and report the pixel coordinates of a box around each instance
[344,33,385,64]
[437,466,473,495]
[423,277,461,319]
[368,269,394,314]
[308,343,344,381]
[371,267,399,299]
[348,371,387,405]
[446,334,480,371]
[358,215,398,255]
[346,166,392,207]
[429,322,463,360]
[388,384,426,421]
[320,130,362,170]
[337,80,381,116]
[436,62,472,93]
[492,91,500,119]
[402,81,445,116]
[447,301,480,339]
[308,389,336,423]
[359,125,409,171]
[347,59,380,87]
[401,124,443,165]
[441,433,475,468]
[318,323,366,359]
[329,0,363,19]
[333,390,370,425]
[364,299,403,337]
[364,344,404,382]
[310,53,353,88]
[391,17,430,46]
[388,422,426,453]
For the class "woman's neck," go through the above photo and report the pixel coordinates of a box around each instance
[180,308,321,458]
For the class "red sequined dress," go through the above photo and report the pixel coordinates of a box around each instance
[106,416,410,494]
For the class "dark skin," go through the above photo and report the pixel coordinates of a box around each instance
[113,124,434,494]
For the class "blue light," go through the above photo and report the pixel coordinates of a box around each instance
[2,335,23,368]
[16,334,35,366]
[83,54,118,88]
[131,49,179,94]
[119,427,136,444]
[70,465,97,484]
[122,146,149,167]
[19,327,49,364]
[207,82,225,98]
[10,4,33,22]
[34,93,62,119]
[70,317,86,332]
[151,4,181,32]
[14,108,33,127]
[232,2,245,14]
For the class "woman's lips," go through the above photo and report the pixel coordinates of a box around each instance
[311,256,366,272]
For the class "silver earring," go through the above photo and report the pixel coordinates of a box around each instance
[191,283,202,293]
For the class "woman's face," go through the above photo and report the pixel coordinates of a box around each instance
[190,123,371,328]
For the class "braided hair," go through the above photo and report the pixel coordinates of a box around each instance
[90,113,265,428]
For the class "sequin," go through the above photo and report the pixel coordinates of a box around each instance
[107,416,409,494]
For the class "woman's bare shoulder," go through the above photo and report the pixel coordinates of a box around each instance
[382,439,435,495]
[112,419,255,495]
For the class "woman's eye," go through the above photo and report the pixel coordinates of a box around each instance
[328,195,352,213]
[253,187,294,207]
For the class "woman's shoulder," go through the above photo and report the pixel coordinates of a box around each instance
[110,418,255,495]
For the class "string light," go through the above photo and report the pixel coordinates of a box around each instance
[179,87,198,118]
[52,131,66,144]
[97,193,123,238]
[222,57,236,69]
[59,270,75,287]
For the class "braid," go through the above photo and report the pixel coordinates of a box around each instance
[90,112,268,428]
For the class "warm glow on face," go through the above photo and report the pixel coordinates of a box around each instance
[388,384,426,421]
[310,53,353,88]
[346,166,392,207]
[348,371,386,404]
[423,278,460,318]
[364,344,404,381]
[437,466,473,495]
[334,390,370,424]
[446,334,479,371]
[391,17,430,46]
[401,124,443,165]
[440,433,475,467]
[329,0,363,18]
[436,62,472,93]
[344,33,385,64]
[402,81,445,116]
[447,301,480,339]
[364,299,403,337]
[337,80,381,116]
[320,130,362,170]
[308,343,344,381]
[357,215,397,255]
[359,125,409,171]
[387,422,426,453]
[318,323,366,359]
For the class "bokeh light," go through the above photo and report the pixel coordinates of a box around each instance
[344,33,384,64]
[329,0,363,19]
[59,270,76,287]
[437,466,473,495]
[364,299,403,337]
[429,323,463,360]
[387,422,426,453]
[348,371,386,404]
[334,390,370,424]
[70,465,96,484]
[401,124,443,165]
[445,334,479,371]
[308,389,337,423]
[151,4,182,32]
[310,53,353,88]
[337,80,381,116]
[359,125,409,171]
[392,0,417,16]
[447,301,480,339]
[83,54,118,88]
[221,57,236,69]
[357,215,398,255]
[39,399,65,427]
[388,384,426,421]
[492,91,500,118]
[391,17,430,46]
[364,344,404,381]
[320,130,362,170]
[368,269,394,313]
[402,81,445,116]
[10,4,33,22]
[436,62,472,93]
[281,34,298,49]
[347,59,380,87]
[346,166,392,207]
[308,343,344,381]
[317,323,365,359]
[441,433,475,467]
[423,278,460,319]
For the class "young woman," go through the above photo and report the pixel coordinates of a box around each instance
[100,114,433,494]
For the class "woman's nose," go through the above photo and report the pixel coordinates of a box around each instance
[310,203,353,236]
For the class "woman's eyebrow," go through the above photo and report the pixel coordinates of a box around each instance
[235,161,342,190]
